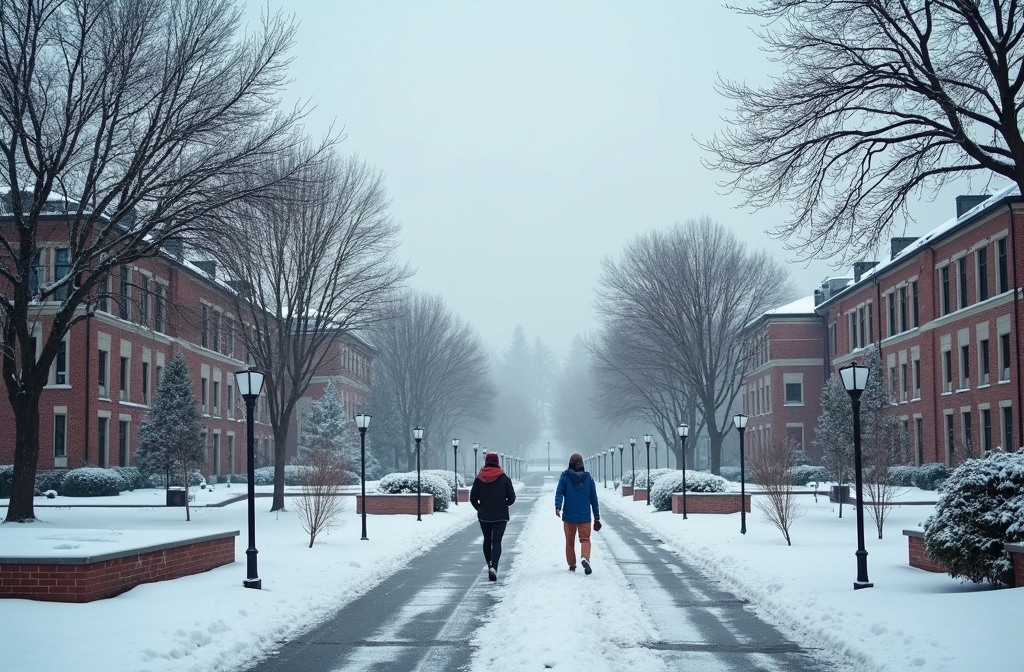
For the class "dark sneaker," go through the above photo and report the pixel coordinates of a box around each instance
[488,566,497,582]
[581,558,592,575]
[568,566,576,572]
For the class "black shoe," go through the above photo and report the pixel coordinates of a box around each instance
[488,566,497,581]
[581,558,592,575]
[568,566,576,572]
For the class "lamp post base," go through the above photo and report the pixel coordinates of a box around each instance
[243,578,262,589]
[853,581,874,590]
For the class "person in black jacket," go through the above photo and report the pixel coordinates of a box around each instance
[469,451,517,581]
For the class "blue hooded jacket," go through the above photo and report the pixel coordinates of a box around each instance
[555,469,599,523]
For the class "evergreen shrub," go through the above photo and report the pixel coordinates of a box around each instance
[924,450,1024,585]
[423,469,465,493]
[111,466,143,491]
[887,465,918,487]
[0,465,12,498]
[789,464,831,486]
[376,471,451,511]
[61,467,122,497]
[632,468,675,491]
[35,470,67,494]
[649,471,730,511]
[913,463,949,490]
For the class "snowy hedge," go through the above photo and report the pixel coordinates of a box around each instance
[145,470,207,488]
[0,465,12,498]
[621,470,635,487]
[887,465,918,487]
[423,469,465,493]
[35,469,66,494]
[111,466,143,491]
[61,467,122,497]
[649,471,730,511]
[253,465,303,486]
[376,471,451,511]
[913,463,949,490]
[788,464,830,486]
[632,468,675,491]
[923,450,1024,586]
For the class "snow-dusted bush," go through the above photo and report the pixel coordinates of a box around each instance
[423,469,465,494]
[649,471,730,511]
[789,464,830,486]
[718,466,757,484]
[253,465,303,486]
[376,471,450,511]
[887,464,918,487]
[0,464,13,498]
[633,468,675,491]
[254,467,274,485]
[621,470,635,487]
[913,462,949,490]
[61,467,122,497]
[111,466,143,491]
[35,469,66,494]
[145,470,206,488]
[924,450,1024,586]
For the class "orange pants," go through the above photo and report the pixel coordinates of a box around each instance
[563,521,592,567]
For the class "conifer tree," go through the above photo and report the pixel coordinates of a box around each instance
[815,373,854,517]
[136,353,205,521]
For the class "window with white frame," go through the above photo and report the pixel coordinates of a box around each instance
[53,410,67,458]
[783,373,803,405]
[942,349,953,393]
[959,344,970,389]
[999,331,1011,381]
[980,338,990,385]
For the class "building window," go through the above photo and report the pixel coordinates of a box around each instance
[28,250,41,296]
[960,344,970,389]
[120,356,129,401]
[940,266,951,315]
[887,292,896,337]
[53,412,66,458]
[785,382,803,405]
[212,433,221,476]
[915,417,924,465]
[119,265,130,320]
[997,237,1009,294]
[54,340,67,385]
[1002,406,1013,450]
[962,410,973,456]
[156,365,163,386]
[227,385,234,418]
[54,248,70,301]
[911,281,919,327]
[889,366,897,396]
[980,339,990,385]
[119,420,129,467]
[97,417,108,468]
[898,286,907,332]
[999,333,1011,381]
[901,363,908,402]
[913,358,921,398]
[154,283,165,333]
[226,319,235,358]
[201,376,208,413]
[97,276,109,313]
[982,408,992,452]
[142,362,150,405]
[213,381,220,415]
[943,350,953,393]
[201,305,208,348]
[849,312,858,350]
[139,275,149,327]
[945,414,955,465]
[958,257,968,308]
[977,247,989,302]
[212,312,221,353]
[98,349,108,397]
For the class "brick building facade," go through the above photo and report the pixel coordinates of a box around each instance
[0,210,373,477]
[741,187,1024,465]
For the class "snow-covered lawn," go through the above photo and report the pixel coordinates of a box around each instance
[0,485,478,672]
[605,484,1023,672]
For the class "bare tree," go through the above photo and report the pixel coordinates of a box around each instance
[294,447,349,548]
[702,0,1024,263]
[219,149,410,511]
[594,218,793,474]
[0,0,311,522]
[368,292,497,471]
[749,436,804,546]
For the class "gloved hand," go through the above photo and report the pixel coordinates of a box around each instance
[555,508,561,518]
[594,517,602,531]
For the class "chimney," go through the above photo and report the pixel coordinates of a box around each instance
[956,195,990,218]
[890,237,918,260]
[853,261,878,283]
[195,260,216,279]
[163,239,184,261]
[814,288,825,306]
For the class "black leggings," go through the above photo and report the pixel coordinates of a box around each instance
[479,520,508,570]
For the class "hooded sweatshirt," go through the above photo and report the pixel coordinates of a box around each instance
[555,468,599,523]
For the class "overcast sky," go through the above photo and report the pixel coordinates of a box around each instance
[247,1,993,361]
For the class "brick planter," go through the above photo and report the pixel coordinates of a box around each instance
[903,529,948,574]
[621,485,633,497]
[1007,544,1024,588]
[457,488,469,503]
[356,493,434,515]
[671,492,751,514]
[0,531,238,603]
[632,488,648,502]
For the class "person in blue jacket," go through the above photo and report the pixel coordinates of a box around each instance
[554,452,601,574]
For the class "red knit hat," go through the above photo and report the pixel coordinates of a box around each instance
[485,452,500,465]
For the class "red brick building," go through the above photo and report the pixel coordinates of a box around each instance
[0,208,373,477]
[741,187,1024,465]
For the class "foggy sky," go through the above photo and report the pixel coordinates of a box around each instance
[247,0,989,361]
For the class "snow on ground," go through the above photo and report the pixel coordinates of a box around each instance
[605,484,1023,672]
[0,485,478,672]
[468,478,667,672]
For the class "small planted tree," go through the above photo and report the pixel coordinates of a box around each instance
[294,380,352,547]
[815,374,854,517]
[749,437,804,546]
[136,353,205,521]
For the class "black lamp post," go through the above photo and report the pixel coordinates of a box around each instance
[840,360,874,590]
[629,437,636,490]
[643,433,652,506]
[413,427,424,521]
[677,423,689,519]
[355,412,371,541]
[451,438,460,505]
[234,368,265,589]
[608,448,614,487]
[733,413,748,534]
[602,450,608,488]
[617,443,624,488]
[473,442,479,474]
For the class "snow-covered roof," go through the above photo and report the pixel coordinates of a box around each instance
[765,294,816,315]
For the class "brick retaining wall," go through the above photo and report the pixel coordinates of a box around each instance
[621,485,633,497]
[671,493,751,514]
[903,530,948,574]
[632,488,647,502]
[355,493,434,515]
[0,532,237,603]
